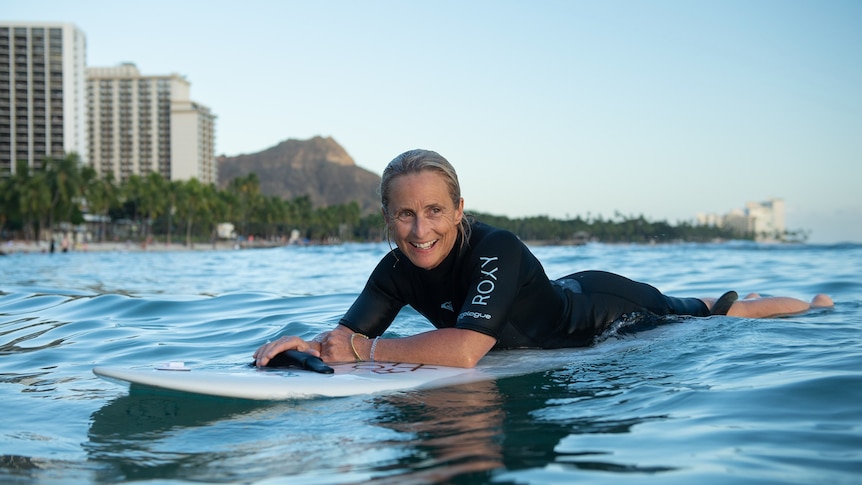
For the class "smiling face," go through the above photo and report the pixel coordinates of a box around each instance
[384,170,464,270]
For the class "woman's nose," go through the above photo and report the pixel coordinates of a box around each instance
[412,214,430,236]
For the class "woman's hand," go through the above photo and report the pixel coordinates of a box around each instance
[316,326,370,363]
[253,335,321,367]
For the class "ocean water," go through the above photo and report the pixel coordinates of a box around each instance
[1,241,860,484]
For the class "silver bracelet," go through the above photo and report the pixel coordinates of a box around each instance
[370,337,380,362]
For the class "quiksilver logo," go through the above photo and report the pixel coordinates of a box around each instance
[441,301,454,312]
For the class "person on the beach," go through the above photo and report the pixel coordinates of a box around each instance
[254,149,834,368]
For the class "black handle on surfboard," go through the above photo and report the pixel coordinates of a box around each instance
[253,350,334,374]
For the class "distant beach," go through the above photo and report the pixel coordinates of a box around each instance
[0,239,283,255]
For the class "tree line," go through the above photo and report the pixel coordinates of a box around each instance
[1,153,749,247]
[0,154,381,247]
[472,211,746,244]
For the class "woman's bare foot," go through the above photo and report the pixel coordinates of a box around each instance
[810,294,834,308]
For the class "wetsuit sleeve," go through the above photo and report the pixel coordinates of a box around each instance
[338,252,406,337]
[454,230,524,340]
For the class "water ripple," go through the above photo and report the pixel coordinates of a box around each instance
[1,242,860,483]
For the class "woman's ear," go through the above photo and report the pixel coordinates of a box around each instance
[455,197,465,223]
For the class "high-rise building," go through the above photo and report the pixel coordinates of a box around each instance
[0,22,88,176]
[87,63,216,184]
[696,197,787,242]
[745,198,785,242]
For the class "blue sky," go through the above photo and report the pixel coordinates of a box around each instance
[4,0,861,243]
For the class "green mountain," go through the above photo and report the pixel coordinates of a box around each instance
[217,136,382,214]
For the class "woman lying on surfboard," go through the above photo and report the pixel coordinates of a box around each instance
[254,149,833,369]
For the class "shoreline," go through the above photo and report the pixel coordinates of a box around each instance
[0,239,284,255]
[2,237,827,256]
[3,238,590,254]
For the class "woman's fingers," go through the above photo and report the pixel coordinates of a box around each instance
[254,336,318,367]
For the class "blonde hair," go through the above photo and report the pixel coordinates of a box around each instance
[380,149,472,246]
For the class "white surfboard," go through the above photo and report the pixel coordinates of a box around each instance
[93,349,578,400]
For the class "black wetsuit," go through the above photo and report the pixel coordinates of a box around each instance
[340,222,710,349]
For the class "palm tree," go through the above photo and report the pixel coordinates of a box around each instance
[83,169,119,243]
[227,173,261,237]
[218,188,238,238]
[176,178,203,248]
[260,195,287,241]
[199,183,225,248]
[289,195,313,237]
[19,169,52,242]
[42,153,83,240]
[0,162,22,236]
[122,174,145,241]
[139,172,167,247]
[163,180,184,246]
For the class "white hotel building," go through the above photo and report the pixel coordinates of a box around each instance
[87,63,217,184]
[697,198,787,242]
[1,22,216,183]
[0,22,87,176]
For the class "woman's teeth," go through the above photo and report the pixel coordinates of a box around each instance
[412,240,436,250]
